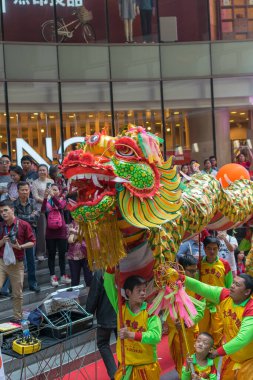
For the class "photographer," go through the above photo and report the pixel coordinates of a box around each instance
[14,182,40,292]
[0,200,35,322]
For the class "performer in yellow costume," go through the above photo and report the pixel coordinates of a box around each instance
[199,237,233,347]
[167,254,205,375]
[185,273,253,380]
[104,269,162,380]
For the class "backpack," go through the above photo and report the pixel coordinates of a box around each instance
[47,206,63,230]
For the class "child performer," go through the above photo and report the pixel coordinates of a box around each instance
[104,269,162,380]
[182,332,217,380]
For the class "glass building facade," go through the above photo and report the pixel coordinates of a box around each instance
[0,0,253,168]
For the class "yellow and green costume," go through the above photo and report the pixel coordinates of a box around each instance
[104,272,162,380]
[198,257,233,347]
[181,353,217,380]
[185,276,253,380]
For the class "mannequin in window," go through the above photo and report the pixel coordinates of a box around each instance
[136,0,155,43]
[119,0,137,43]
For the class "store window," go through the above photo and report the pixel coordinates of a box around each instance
[163,79,213,167]
[158,0,210,43]
[214,76,253,166]
[216,0,253,41]
[55,0,107,43]
[113,81,162,128]
[107,0,158,43]
[7,82,60,165]
[2,1,56,42]
[61,82,112,155]
[2,0,106,43]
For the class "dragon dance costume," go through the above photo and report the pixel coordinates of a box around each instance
[198,257,233,347]
[181,354,217,380]
[185,277,253,380]
[167,287,204,375]
[104,272,162,380]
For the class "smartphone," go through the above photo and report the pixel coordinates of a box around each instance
[46,183,52,189]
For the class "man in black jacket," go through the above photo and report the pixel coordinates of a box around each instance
[86,270,117,380]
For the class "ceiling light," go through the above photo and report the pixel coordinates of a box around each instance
[10,116,14,119]
[3,113,6,116]
[246,118,249,121]
[0,135,2,138]
[31,116,35,119]
[229,119,234,122]
[41,129,45,133]
[68,115,75,118]
[166,128,171,132]
[176,123,180,127]
[49,115,55,119]
[88,114,93,118]
[155,122,161,125]
[12,149,16,152]
[145,121,149,124]
[240,112,246,115]
[33,112,38,116]
[107,114,111,117]
[147,127,152,131]
[174,111,179,115]
[230,111,237,114]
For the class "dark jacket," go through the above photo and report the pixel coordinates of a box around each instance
[86,270,117,329]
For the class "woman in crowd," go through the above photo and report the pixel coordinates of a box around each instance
[180,164,191,183]
[236,251,246,275]
[202,159,217,176]
[42,184,70,287]
[7,165,24,201]
[67,219,92,288]
[236,151,252,171]
[32,164,54,261]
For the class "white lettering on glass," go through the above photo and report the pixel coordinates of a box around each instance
[16,137,85,166]
[16,138,51,167]
[1,0,83,12]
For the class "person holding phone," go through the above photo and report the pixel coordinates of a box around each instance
[32,165,53,261]
[41,184,70,287]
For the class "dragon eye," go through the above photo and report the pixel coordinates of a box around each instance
[116,145,135,157]
[88,134,100,145]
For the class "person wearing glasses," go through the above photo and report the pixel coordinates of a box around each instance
[0,155,11,202]
[198,237,233,349]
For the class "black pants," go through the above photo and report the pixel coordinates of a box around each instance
[97,327,117,379]
[68,259,93,287]
[46,238,67,276]
[140,9,152,42]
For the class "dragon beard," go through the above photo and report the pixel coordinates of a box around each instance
[78,213,126,269]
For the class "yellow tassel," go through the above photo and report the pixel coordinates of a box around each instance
[77,214,126,270]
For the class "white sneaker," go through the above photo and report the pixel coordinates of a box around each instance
[51,275,59,287]
[37,255,45,262]
[60,275,71,285]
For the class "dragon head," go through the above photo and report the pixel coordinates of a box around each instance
[61,126,182,229]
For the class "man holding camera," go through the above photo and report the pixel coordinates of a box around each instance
[0,199,36,322]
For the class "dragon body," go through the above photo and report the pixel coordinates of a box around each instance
[61,127,253,277]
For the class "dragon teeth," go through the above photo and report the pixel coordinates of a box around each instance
[91,174,103,188]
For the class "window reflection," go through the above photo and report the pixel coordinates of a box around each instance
[7,82,60,165]
[61,82,112,155]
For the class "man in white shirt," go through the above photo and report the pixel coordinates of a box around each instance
[217,230,238,277]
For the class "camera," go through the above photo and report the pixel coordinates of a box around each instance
[8,230,17,244]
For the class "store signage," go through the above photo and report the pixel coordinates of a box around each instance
[2,0,83,12]
[16,137,85,167]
